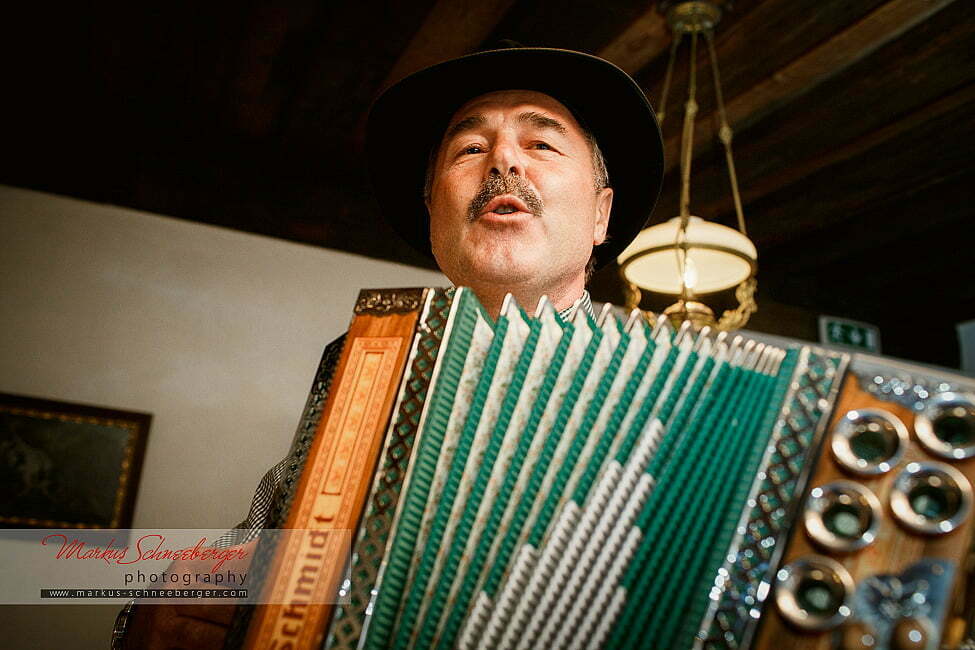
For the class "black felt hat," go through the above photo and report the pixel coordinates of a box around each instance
[365,45,664,269]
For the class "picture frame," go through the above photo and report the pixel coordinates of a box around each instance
[0,393,151,528]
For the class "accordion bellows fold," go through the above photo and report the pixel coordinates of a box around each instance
[336,288,796,650]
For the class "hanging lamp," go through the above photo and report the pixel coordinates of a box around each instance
[618,0,758,330]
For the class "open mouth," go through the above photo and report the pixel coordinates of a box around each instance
[481,195,531,217]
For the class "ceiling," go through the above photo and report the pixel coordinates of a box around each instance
[3,0,973,368]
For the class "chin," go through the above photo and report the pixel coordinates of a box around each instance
[450,246,543,289]
[475,259,538,286]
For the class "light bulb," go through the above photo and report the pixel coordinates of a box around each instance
[682,256,698,290]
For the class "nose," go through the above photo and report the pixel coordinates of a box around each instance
[487,134,525,179]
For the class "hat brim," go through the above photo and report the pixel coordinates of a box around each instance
[366,47,664,270]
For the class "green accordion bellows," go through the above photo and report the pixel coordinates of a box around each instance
[323,288,845,650]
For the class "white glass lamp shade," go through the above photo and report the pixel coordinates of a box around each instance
[618,216,757,294]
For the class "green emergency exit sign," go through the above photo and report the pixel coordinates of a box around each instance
[819,316,881,353]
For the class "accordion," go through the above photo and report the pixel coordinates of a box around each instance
[228,287,975,650]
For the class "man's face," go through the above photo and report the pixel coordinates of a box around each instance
[426,90,613,299]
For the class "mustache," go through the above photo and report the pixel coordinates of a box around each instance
[467,174,544,221]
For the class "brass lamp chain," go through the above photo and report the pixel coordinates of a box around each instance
[704,29,747,235]
[701,26,757,329]
[678,29,699,225]
[675,30,700,304]
[625,2,758,330]
[657,32,683,125]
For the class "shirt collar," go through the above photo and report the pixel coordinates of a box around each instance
[558,290,595,322]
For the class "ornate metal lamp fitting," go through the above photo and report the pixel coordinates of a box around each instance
[618,0,757,331]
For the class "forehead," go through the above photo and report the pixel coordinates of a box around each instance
[445,90,585,134]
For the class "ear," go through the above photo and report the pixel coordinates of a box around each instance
[593,187,613,245]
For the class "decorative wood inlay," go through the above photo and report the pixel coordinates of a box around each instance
[354,289,424,315]
[243,291,425,650]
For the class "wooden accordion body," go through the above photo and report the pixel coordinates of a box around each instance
[229,288,975,650]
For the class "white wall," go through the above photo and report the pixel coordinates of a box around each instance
[0,185,447,648]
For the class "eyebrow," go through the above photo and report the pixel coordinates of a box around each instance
[518,111,567,135]
[443,110,569,142]
[444,115,486,141]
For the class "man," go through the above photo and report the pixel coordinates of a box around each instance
[368,44,662,318]
[118,43,663,649]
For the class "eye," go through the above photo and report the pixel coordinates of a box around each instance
[461,144,485,155]
[531,141,555,151]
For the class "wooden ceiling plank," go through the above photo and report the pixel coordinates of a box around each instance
[660,0,960,175]
[638,0,874,121]
[226,5,295,138]
[282,2,438,142]
[651,3,975,226]
[481,0,652,54]
[381,0,518,89]
[690,81,975,226]
[759,169,973,278]
[745,115,974,249]
[597,7,670,76]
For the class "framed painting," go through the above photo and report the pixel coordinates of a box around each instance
[0,393,151,528]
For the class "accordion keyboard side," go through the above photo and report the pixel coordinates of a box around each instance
[749,355,975,650]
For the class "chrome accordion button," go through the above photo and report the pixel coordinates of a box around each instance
[831,408,909,475]
[914,392,975,460]
[804,481,882,552]
[890,461,973,535]
[775,555,855,631]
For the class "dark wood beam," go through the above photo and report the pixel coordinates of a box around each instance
[636,0,880,120]
[482,0,653,54]
[759,168,974,280]
[381,0,518,90]
[126,162,435,268]
[280,1,439,150]
[222,6,293,138]
[651,3,975,227]
[744,103,975,250]
[597,7,670,75]
[656,0,959,176]
[689,81,975,228]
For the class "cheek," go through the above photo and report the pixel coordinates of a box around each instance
[539,161,591,201]
[428,193,472,257]
[429,211,456,254]
[539,173,598,233]
[432,170,475,219]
